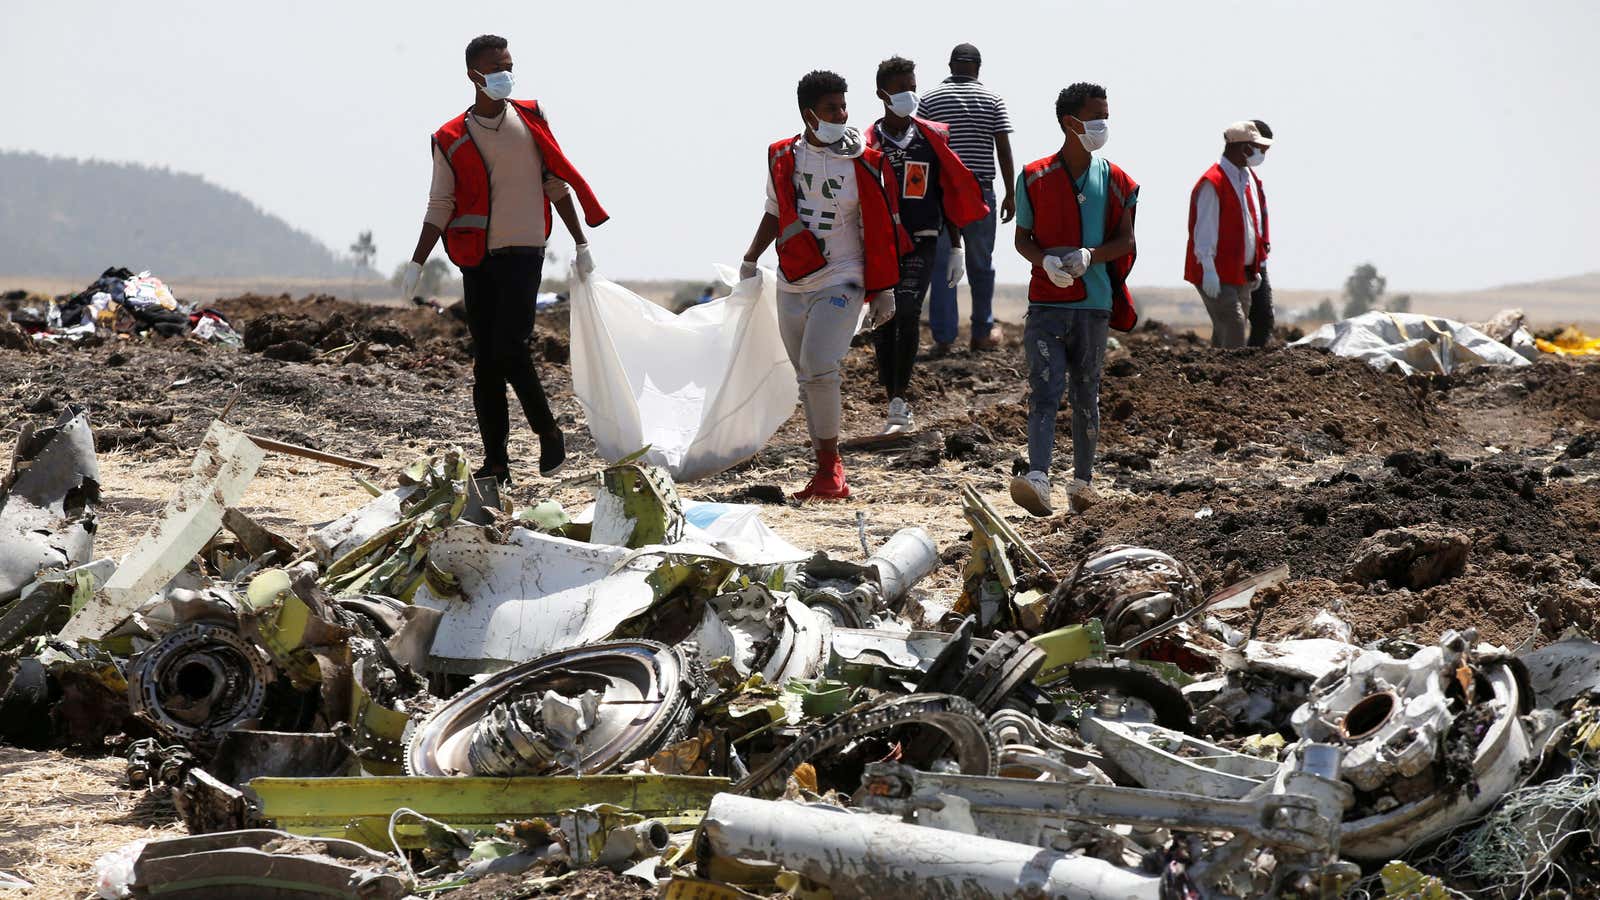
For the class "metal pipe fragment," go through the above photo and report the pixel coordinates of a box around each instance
[697,793,1160,900]
[866,527,938,603]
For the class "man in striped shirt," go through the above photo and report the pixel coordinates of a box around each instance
[918,43,1016,354]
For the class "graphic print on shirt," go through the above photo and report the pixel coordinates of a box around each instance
[797,170,846,256]
[902,161,930,199]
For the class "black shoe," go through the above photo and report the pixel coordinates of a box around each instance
[539,430,566,477]
[472,463,511,485]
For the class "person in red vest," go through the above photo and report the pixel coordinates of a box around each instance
[740,70,910,500]
[399,34,608,485]
[1009,83,1139,517]
[1184,120,1273,349]
[1246,119,1275,346]
[864,56,990,434]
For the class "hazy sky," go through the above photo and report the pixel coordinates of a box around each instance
[4,1,1596,291]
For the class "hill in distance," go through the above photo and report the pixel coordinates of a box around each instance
[0,150,364,280]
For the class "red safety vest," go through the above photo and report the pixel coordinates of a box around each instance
[1020,152,1141,332]
[432,100,608,268]
[1184,162,1261,287]
[1252,169,1270,265]
[767,137,911,294]
[864,117,991,230]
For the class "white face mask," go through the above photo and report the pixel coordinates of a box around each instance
[1077,118,1110,152]
[883,90,918,118]
[475,69,514,101]
[1243,146,1266,167]
[807,112,849,145]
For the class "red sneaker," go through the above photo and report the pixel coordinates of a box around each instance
[793,453,851,501]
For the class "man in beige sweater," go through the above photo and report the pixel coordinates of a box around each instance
[401,34,608,484]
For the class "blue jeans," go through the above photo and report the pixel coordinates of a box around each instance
[1023,306,1109,482]
[928,183,998,344]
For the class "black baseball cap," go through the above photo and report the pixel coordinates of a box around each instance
[950,43,981,64]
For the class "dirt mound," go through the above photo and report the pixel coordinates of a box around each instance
[212,293,470,346]
[1092,328,1449,459]
[1028,446,1600,646]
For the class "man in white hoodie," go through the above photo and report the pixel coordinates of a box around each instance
[740,70,908,500]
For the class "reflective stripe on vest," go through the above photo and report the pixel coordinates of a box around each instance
[445,132,473,159]
[778,219,807,242]
[1026,159,1062,187]
[448,214,488,229]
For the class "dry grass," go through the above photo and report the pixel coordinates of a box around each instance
[92,440,411,563]
[0,748,184,899]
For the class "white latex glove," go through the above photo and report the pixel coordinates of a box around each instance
[1248,274,1263,293]
[1041,255,1076,289]
[1063,247,1092,278]
[946,248,965,288]
[739,260,760,281]
[399,261,423,300]
[868,291,896,329]
[1200,265,1221,300]
[574,243,595,278]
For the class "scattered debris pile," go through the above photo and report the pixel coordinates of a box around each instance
[4,268,241,345]
[4,417,1600,899]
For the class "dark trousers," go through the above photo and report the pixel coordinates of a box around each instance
[929,184,998,343]
[461,248,556,468]
[873,236,939,399]
[1247,268,1275,347]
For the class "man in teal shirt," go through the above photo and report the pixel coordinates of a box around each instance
[1014,151,1120,311]
[1009,82,1138,517]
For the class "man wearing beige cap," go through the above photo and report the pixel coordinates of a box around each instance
[1184,121,1273,348]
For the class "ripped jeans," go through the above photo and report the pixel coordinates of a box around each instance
[1023,305,1109,481]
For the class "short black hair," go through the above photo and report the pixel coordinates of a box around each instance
[1056,82,1108,120]
[876,56,915,91]
[465,34,507,68]
[797,70,848,112]
[1252,119,1274,139]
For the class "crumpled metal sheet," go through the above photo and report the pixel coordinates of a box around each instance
[1520,636,1600,709]
[308,486,415,563]
[128,829,410,899]
[413,525,666,673]
[591,461,686,549]
[60,420,263,641]
[0,409,99,604]
[0,558,114,652]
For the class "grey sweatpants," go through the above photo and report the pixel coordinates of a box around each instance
[1200,283,1249,348]
[778,282,866,442]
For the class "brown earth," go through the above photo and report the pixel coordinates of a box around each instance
[2,289,1599,895]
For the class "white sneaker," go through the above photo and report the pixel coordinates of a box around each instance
[1010,471,1053,517]
[882,397,912,434]
[1067,478,1101,513]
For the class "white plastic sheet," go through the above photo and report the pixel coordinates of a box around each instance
[1290,311,1532,376]
[570,267,796,481]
